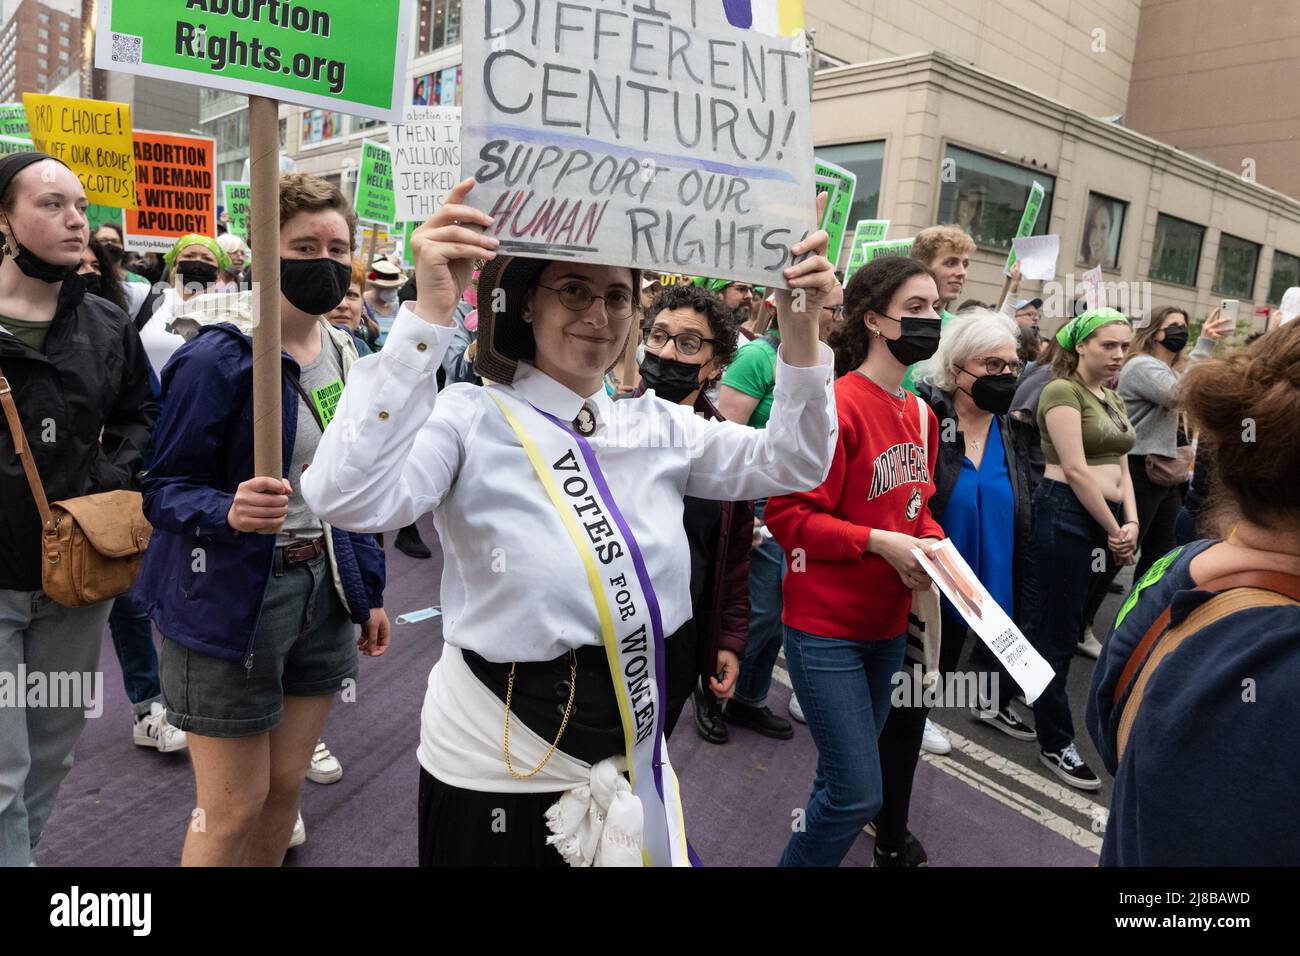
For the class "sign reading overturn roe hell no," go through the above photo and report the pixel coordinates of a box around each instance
[461,1,817,289]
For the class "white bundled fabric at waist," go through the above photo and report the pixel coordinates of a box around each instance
[418,645,644,866]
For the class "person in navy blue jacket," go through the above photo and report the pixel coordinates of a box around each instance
[136,173,389,867]
[1088,320,1300,865]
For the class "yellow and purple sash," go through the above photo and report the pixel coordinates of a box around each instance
[488,391,696,867]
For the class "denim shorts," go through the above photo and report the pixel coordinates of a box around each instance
[160,551,357,738]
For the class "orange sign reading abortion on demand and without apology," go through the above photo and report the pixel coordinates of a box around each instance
[123,130,216,253]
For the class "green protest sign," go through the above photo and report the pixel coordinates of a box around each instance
[815,159,857,265]
[93,0,414,121]
[1005,181,1046,275]
[402,220,417,269]
[0,105,30,137]
[223,181,252,241]
[0,135,34,156]
[355,140,395,227]
[843,220,891,282]
[86,203,125,233]
[861,238,914,264]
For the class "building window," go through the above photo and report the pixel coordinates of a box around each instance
[1213,233,1260,298]
[813,141,885,246]
[59,35,70,46]
[412,64,463,106]
[60,20,69,31]
[936,145,1056,250]
[418,0,462,54]
[1149,214,1205,287]
[1268,251,1300,305]
[1078,192,1127,271]
[301,109,344,146]
[354,115,382,133]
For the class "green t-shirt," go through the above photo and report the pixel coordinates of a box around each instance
[720,337,778,428]
[0,315,51,352]
[902,308,954,395]
[1037,377,1136,466]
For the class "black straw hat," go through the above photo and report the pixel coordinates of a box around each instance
[473,255,641,385]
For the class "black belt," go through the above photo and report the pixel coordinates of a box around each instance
[273,536,325,576]
[463,644,623,766]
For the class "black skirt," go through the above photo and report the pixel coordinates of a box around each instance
[418,644,623,867]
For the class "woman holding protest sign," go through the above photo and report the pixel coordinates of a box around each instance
[136,172,390,866]
[302,178,838,867]
[763,256,946,868]
[0,152,156,867]
[1023,308,1136,791]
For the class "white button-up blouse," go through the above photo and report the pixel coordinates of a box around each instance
[303,304,838,663]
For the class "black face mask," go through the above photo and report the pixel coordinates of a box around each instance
[878,314,942,365]
[79,271,102,298]
[1159,326,1189,353]
[960,372,1018,416]
[281,257,352,316]
[2,217,78,283]
[99,243,125,266]
[639,352,705,403]
[175,260,219,287]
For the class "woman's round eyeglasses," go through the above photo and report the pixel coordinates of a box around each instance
[539,283,635,319]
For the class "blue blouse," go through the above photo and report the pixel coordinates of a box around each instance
[941,421,1015,620]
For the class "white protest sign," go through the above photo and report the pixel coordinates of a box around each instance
[393,105,462,224]
[1081,266,1106,311]
[461,2,816,289]
[912,540,1053,704]
[1011,234,1059,282]
[1279,286,1300,324]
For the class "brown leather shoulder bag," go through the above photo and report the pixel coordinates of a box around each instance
[0,365,151,607]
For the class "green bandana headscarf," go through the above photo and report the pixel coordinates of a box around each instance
[1056,307,1130,350]
[694,276,763,297]
[163,233,231,272]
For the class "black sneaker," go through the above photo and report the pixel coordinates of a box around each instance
[395,523,432,559]
[970,703,1037,741]
[723,699,794,740]
[693,683,729,745]
[1039,743,1103,791]
[874,830,929,867]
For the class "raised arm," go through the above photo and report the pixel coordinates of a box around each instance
[302,180,500,533]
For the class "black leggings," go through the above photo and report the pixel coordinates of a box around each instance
[873,609,1016,851]
[1128,454,1183,582]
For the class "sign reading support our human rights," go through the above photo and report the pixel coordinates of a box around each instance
[461,0,817,289]
[93,0,414,121]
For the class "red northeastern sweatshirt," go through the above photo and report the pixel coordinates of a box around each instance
[766,371,945,641]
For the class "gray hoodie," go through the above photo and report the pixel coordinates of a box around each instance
[1117,335,1217,457]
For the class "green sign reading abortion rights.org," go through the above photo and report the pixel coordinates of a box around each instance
[93,0,414,121]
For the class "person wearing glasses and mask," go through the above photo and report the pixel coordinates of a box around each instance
[301,179,839,866]
[870,309,1038,866]
[92,222,151,321]
[628,283,752,745]
[1023,308,1136,791]
[716,282,845,739]
[765,256,946,867]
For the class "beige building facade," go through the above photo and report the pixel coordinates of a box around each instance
[807,0,1142,117]
[1126,0,1300,201]
[813,52,1300,331]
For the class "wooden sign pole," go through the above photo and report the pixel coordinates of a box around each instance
[249,94,282,487]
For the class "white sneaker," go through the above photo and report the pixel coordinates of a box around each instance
[921,718,952,755]
[307,740,342,785]
[289,813,306,848]
[788,693,806,724]
[1077,628,1103,659]
[133,702,188,753]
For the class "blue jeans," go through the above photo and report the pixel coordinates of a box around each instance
[734,499,785,707]
[109,592,161,716]
[779,627,906,867]
[1022,479,1120,754]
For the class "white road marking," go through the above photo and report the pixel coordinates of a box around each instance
[771,659,1109,847]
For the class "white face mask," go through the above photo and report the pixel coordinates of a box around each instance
[377,287,398,303]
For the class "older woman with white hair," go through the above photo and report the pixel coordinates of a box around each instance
[871,308,1041,866]
[214,232,248,292]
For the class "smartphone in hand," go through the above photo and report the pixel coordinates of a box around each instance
[1219,299,1240,335]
